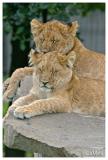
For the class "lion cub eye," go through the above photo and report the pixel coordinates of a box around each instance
[54,70,59,74]
[41,38,45,42]
[38,68,42,72]
[51,39,56,43]
[66,64,70,68]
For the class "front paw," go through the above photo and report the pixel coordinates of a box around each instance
[14,107,34,119]
[3,91,15,102]
[14,106,44,119]
[3,78,10,93]
[8,105,18,114]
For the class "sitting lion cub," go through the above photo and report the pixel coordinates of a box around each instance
[7,49,104,119]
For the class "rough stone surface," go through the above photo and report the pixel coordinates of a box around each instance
[3,76,105,157]
[13,75,32,101]
[4,111,105,157]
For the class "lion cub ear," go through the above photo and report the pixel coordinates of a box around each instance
[31,19,43,36]
[58,51,76,68]
[68,21,79,36]
[66,51,76,68]
[28,49,42,66]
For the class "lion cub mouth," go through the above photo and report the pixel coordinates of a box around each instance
[40,85,54,92]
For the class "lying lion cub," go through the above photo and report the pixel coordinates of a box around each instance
[7,49,104,119]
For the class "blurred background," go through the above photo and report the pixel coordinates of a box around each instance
[3,3,105,157]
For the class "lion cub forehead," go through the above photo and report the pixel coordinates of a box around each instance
[43,20,66,30]
[39,52,62,67]
[45,20,65,26]
[43,52,59,62]
[38,54,60,71]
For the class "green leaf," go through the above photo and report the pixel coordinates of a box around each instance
[3,102,9,117]
[20,41,26,51]
[16,27,24,34]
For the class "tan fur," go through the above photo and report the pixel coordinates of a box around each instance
[7,50,104,119]
[31,19,79,54]
[3,67,33,102]
[3,19,105,117]
[31,19,104,81]
[4,20,104,102]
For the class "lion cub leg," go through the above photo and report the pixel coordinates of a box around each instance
[3,67,33,102]
[14,97,71,119]
[3,78,10,94]
[8,94,37,115]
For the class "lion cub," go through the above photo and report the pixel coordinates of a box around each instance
[7,49,104,119]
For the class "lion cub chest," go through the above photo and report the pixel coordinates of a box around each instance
[39,90,51,99]
[31,85,52,99]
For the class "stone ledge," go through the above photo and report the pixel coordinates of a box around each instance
[3,75,105,157]
[3,112,105,157]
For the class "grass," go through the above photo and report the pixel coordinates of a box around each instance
[3,75,9,117]
[3,102,9,117]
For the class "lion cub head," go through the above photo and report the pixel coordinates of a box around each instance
[29,49,76,92]
[31,19,79,54]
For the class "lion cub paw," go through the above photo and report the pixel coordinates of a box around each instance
[8,105,18,114]
[3,78,10,93]
[14,107,30,119]
[14,106,43,119]
[3,92,15,102]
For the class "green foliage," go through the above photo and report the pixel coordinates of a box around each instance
[3,3,105,51]
[26,152,34,157]
[3,75,9,117]
[3,102,9,117]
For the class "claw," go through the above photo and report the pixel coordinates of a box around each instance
[14,110,25,119]
[3,95,14,103]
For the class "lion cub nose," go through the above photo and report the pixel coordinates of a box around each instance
[41,81,49,86]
